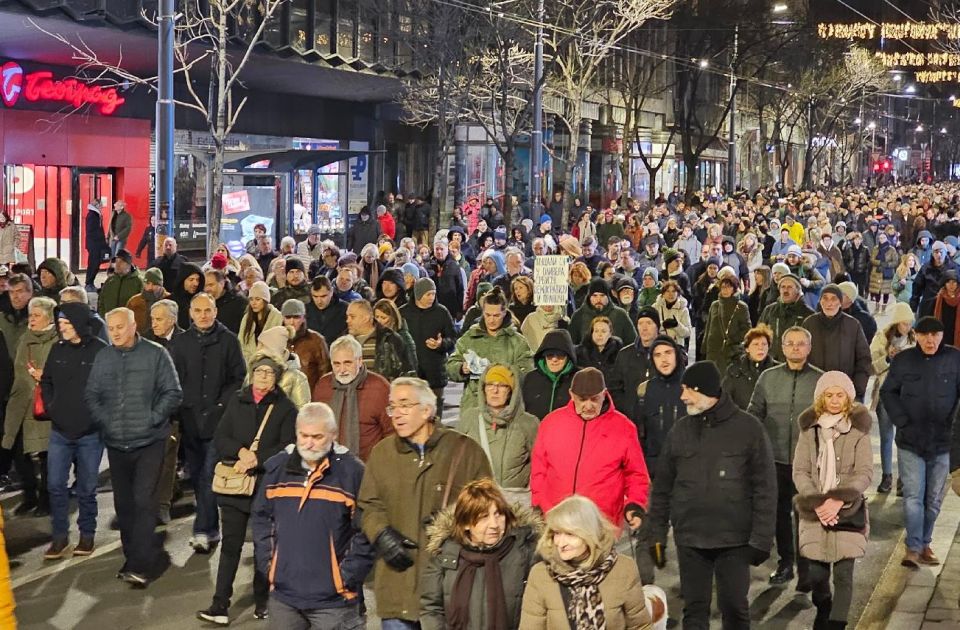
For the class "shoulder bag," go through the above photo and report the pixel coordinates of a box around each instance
[212,404,274,496]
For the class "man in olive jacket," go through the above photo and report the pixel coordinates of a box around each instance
[359,377,491,626]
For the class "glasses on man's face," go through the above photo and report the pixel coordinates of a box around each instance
[386,401,421,416]
[782,341,809,348]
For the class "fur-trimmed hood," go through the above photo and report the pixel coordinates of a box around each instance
[797,403,872,433]
[425,503,543,556]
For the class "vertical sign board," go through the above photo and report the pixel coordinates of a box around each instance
[533,255,569,306]
[348,140,369,215]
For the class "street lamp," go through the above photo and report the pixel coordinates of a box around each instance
[854,117,862,125]
[906,84,916,93]
[772,3,788,12]
[699,59,709,68]
[942,127,948,134]
[916,124,924,132]
[867,122,876,130]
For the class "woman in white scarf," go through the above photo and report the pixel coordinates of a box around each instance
[793,371,873,630]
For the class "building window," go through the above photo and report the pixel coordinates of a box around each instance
[336,0,357,59]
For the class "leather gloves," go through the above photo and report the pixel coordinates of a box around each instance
[748,546,770,567]
[375,527,418,571]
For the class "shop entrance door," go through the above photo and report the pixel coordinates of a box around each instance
[74,170,115,270]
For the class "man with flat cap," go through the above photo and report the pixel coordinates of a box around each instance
[531,366,650,531]
[648,360,777,630]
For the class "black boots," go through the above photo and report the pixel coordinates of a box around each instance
[877,474,893,493]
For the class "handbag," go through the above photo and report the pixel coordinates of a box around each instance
[814,428,867,533]
[28,348,49,421]
[212,404,274,497]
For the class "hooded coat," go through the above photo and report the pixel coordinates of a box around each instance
[521,330,578,421]
[458,365,539,488]
[446,321,533,411]
[39,303,108,440]
[519,307,569,353]
[172,262,204,330]
[635,338,685,464]
[568,279,638,347]
[98,267,144,316]
[2,323,58,453]
[37,258,78,302]
[420,505,541,630]
[793,404,873,563]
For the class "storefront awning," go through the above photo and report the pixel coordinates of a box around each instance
[223,149,383,172]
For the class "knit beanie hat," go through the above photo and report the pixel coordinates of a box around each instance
[820,284,843,301]
[414,277,436,301]
[681,361,722,398]
[401,263,420,278]
[663,248,681,266]
[887,302,914,327]
[814,370,856,403]
[717,266,738,282]
[285,257,305,274]
[642,267,659,282]
[777,273,803,290]
[144,267,164,286]
[771,262,791,276]
[571,367,606,398]
[250,354,282,379]
[837,281,858,303]
[258,325,291,358]
[932,240,948,253]
[636,306,660,328]
[281,299,306,317]
[476,282,494,300]
[248,280,271,302]
[484,364,514,389]
[211,252,228,270]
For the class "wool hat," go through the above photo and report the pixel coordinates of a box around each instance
[771,262,791,276]
[777,273,803,291]
[143,267,164,286]
[717,266,738,282]
[285,257,305,274]
[571,367,606,398]
[378,242,393,257]
[337,252,359,267]
[614,276,638,294]
[250,354,283,379]
[258,325,291,358]
[786,244,803,257]
[281,299,306,317]
[813,370,856,403]
[837,281,859,303]
[636,306,660,328]
[248,280,271,302]
[706,256,722,269]
[484,364,514,389]
[915,316,945,334]
[414,277,436,301]
[681,361,722,398]
[401,262,420,278]
[587,278,610,298]
[494,226,507,240]
[558,234,582,258]
[663,248,681,266]
[642,267,659,282]
[210,252,228,270]
[307,225,321,236]
[932,240,948,253]
[114,249,133,264]
[476,282,494,299]
[946,236,960,250]
[888,302,914,327]
[942,269,959,287]
[540,214,552,225]
[820,283,843,301]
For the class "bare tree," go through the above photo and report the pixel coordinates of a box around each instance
[32,0,286,253]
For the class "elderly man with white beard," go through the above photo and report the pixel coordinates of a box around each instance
[311,335,393,462]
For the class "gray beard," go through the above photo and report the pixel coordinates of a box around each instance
[298,443,331,464]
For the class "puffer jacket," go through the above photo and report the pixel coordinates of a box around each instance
[85,335,183,451]
[793,405,873,563]
[458,365,539,488]
[652,294,692,344]
[37,258,78,302]
[722,354,779,411]
[420,505,541,630]
[238,304,283,365]
[803,312,873,400]
[2,326,58,453]
[98,269,143,315]
[758,299,814,362]
[531,393,650,526]
[521,329,577,421]
[519,306,568,353]
[747,362,824,465]
[446,321,533,411]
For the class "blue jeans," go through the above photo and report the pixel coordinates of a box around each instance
[382,620,421,629]
[877,402,896,476]
[47,430,104,540]
[898,448,949,552]
[184,435,219,537]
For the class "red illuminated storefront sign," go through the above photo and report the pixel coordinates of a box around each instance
[1,61,125,115]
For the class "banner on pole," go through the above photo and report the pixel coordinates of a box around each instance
[533,255,569,306]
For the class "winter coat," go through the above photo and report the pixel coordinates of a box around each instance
[172,262,204,330]
[675,234,702,267]
[371,323,418,381]
[521,330,578,421]
[109,208,132,242]
[420,506,541,630]
[85,206,108,253]
[911,259,958,317]
[288,327,330,392]
[520,307,569,353]
[568,301,637,347]
[652,295,692,344]
[37,258,78,302]
[127,288,171,335]
[575,336,623,384]
[359,427,493,622]
[758,299,814,362]
[458,365,539,488]
[843,300,877,346]
[648,392,776,551]
[531,393,650,526]
[793,405,873,563]
[312,369,392,462]
[238,304,283,365]
[447,322,533,411]
[722,354,779,411]
[305,295,348,345]
[881,343,960,459]
[400,300,456,389]
[869,322,916,411]
[608,340,655,422]
[519,554,651,630]
[2,326,57,453]
[213,385,297,513]
[802,312,873,400]
[39,304,107,440]
[428,254,466,320]
[892,268,917,304]
[168,322,247,440]
[98,270,143,316]
[347,216,381,253]
[869,244,899,295]
[747,362,824,465]
[85,335,183,451]
[635,363,684,462]
[271,281,310,310]
[152,252,188,293]
[842,243,871,277]
[215,287,248,335]
[702,295,751,374]
[252,444,374,611]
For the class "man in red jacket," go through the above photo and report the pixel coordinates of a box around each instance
[530,367,650,530]
[377,204,396,241]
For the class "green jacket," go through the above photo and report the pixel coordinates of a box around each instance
[747,362,823,464]
[568,301,637,347]
[702,295,750,374]
[270,282,310,309]
[98,270,144,316]
[446,323,533,411]
[359,426,493,622]
[758,299,814,362]
[457,365,539,488]
[3,326,58,453]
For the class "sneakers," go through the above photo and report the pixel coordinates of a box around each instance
[920,546,940,566]
[74,536,95,556]
[197,604,230,626]
[877,474,893,494]
[253,606,268,620]
[189,533,220,554]
[44,539,70,560]
[122,571,149,588]
[902,550,921,569]
[768,565,794,585]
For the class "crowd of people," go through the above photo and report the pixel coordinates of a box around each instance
[0,181,959,629]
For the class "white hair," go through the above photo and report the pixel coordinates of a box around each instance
[28,296,57,320]
[280,236,296,250]
[391,377,437,416]
[330,334,362,359]
[59,286,89,305]
[151,299,179,319]
[297,402,338,432]
[106,306,135,325]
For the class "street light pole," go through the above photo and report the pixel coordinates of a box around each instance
[530,0,545,222]
[157,0,175,236]
[727,24,738,195]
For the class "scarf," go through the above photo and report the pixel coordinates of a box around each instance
[814,412,851,493]
[331,365,368,454]
[934,289,960,348]
[447,536,515,630]
[552,551,618,630]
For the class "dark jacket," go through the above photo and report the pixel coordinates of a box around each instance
[802,312,873,400]
[748,362,824,465]
[172,262,204,330]
[842,242,871,277]
[399,300,456,389]
[844,299,877,345]
[85,206,108,253]
[911,259,959,317]
[428,254,465,320]
[306,296,348,346]
[252,445,374,611]
[214,385,297,512]
[881,343,960,459]
[574,336,623,385]
[608,340,654,421]
[347,215,381,253]
[168,322,247,440]
[521,330,578,421]
[216,286,248,335]
[40,303,108,439]
[98,270,143,316]
[649,392,777,551]
[152,252,188,293]
[568,283,637,347]
[722,354,779,411]
[758,299,814,362]
[85,335,183,451]
[635,359,684,462]
[372,323,418,381]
